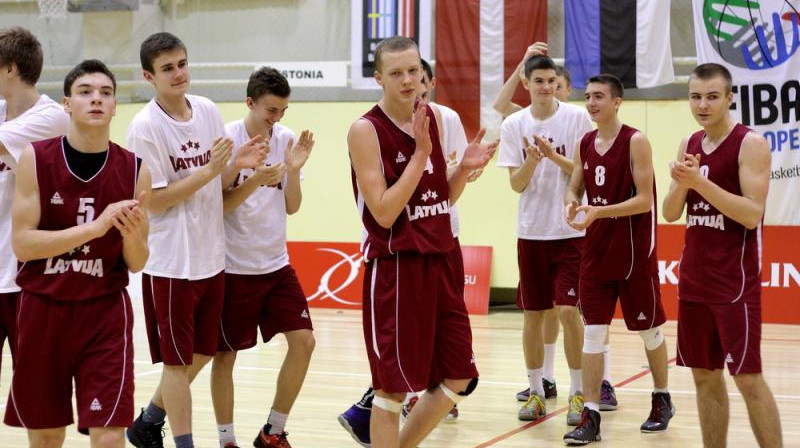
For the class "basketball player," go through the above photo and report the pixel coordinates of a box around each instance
[497,55,591,426]
[347,36,494,448]
[6,59,149,448]
[663,63,782,448]
[125,33,267,448]
[0,26,69,382]
[493,42,618,409]
[210,67,316,448]
[562,75,673,445]
[337,57,478,446]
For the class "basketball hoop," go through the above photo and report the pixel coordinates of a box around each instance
[37,0,68,19]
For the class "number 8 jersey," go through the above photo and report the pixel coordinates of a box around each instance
[16,136,138,301]
[579,125,657,280]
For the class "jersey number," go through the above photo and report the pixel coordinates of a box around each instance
[77,197,96,225]
[594,166,606,186]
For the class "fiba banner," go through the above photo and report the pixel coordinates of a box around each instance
[693,0,800,224]
[350,0,432,90]
[435,0,548,139]
[288,241,492,315]
[564,0,675,89]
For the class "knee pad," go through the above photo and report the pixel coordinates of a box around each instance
[372,396,403,413]
[439,377,479,404]
[639,326,665,351]
[583,325,608,353]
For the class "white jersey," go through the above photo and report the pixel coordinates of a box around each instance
[497,101,592,240]
[432,102,468,238]
[223,120,297,275]
[0,95,69,293]
[127,95,226,280]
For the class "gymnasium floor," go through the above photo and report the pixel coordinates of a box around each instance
[0,303,797,447]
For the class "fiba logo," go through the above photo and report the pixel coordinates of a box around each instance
[702,0,800,69]
[305,248,363,306]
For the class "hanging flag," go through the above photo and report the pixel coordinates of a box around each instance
[693,0,800,224]
[565,0,674,89]
[435,0,547,139]
[350,0,432,90]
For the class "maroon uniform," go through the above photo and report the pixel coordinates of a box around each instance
[677,123,763,374]
[6,136,136,432]
[352,105,477,393]
[578,126,666,330]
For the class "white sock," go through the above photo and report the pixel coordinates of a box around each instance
[266,409,288,435]
[527,368,544,398]
[218,423,236,448]
[603,345,612,382]
[543,344,556,380]
[569,369,582,395]
[654,388,669,394]
[585,401,600,412]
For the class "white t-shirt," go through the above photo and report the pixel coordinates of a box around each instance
[127,95,226,280]
[223,120,297,275]
[432,102,468,238]
[497,101,592,240]
[0,95,69,292]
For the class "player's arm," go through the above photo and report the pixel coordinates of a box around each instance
[534,134,573,175]
[349,113,429,229]
[662,136,691,222]
[118,164,151,272]
[147,137,233,214]
[448,129,497,204]
[675,133,769,229]
[11,147,137,261]
[509,136,543,193]
[220,135,269,190]
[431,105,464,203]
[564,141,585,220]
[284,130,314,215]
[493,42,548,117]
[0,104,69,160]
[595,132,655,218]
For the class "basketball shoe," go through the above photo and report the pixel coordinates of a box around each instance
[566,393,584,426]
[640,392,675,432]
[516,378,557,401]
[599,380,618,410]
[337,388,373,447]
[126,409,165,448]
[563,408,601,445]
[253,425,292,448]
[518,391,546,421]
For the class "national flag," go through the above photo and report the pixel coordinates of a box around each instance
[564,0,674,89]
[435,0,547,139]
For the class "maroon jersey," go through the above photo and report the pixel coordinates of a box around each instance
[679,124,761,303]
[580,125,657,280]
[16,137,137,301]
[351,104,453,260]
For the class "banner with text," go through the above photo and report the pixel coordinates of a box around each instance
[350,0,432,89]
[693,0,800,224]
[288,241,492,315]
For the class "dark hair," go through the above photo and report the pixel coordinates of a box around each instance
[421,58,434,81]
[247,66,290,100]
[587,74,624,98]
[63,59,117,96]
[524,55,558,79]
[140,32,186,73]
[0,27,43,85]
[555,65,572,88]
[690,63,733,94]
[374,36,419,72]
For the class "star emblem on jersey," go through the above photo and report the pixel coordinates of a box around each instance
[692,201,711,212]
[421,189,438,202]
[81,245,91,255]
[395,151,407,163]
[591,196,607,205]
[180,139,200,152]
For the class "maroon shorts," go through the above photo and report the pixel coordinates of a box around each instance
[362,252,479,394]
[580,272,666,330]
[677,300,762,374]
[516,238,581,311]
[5,290,134,432]
[0,292,19,373]
[218,265,313,351]
[448,238,465,300]
[142,272,224,365]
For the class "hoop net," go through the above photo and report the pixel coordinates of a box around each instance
[37,0,68,19]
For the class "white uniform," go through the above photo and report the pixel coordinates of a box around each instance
[223,120,297,274]
[497,101,592,240]
[127,95,226,280]
[0,95,69,292]
[431,102,468,238]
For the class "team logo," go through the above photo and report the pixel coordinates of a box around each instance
[90,398,102,411]
[702,0,800,69]
[567,288,576,297]
[725,353,734,363]
[396,151,407,163]
[305,248,364,306]
[637,312,647,321]
[50,192,64,205]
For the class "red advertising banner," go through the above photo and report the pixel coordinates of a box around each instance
[288,242,492,315]
[644,225,800,324]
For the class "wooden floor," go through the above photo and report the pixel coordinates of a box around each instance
[1,305,798,447]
